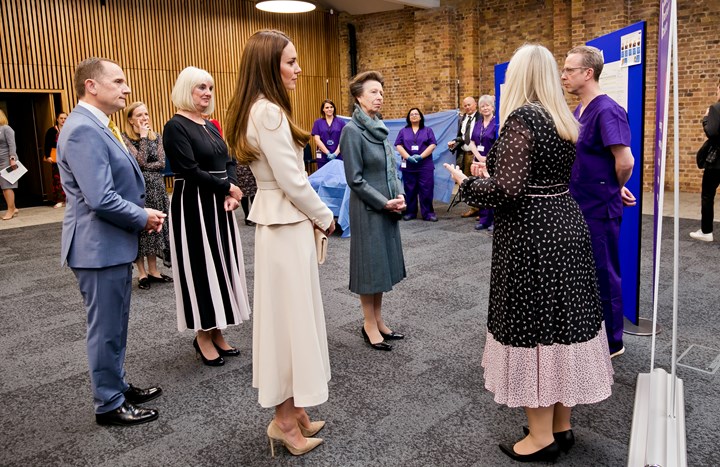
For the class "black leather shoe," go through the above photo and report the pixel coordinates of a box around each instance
[499,440,560,463]
[522,426,575,453]
[193,338,225,366]
[124,384,163,404]
[361,327,392,351]
[379,330,405,340]
[147,273,173,283]
[244,219,256,226]
[96,402,159,426]
[213,341,240,357]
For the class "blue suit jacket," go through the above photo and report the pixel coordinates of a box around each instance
[57,105,149,268]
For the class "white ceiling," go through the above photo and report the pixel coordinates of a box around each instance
[315,0,439,15]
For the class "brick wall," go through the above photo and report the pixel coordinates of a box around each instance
[336,0,720,192]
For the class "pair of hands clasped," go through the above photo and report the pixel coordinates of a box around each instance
[385,194,406,213]
[226,183,245,212]
[443,156,489,185]
[405,154,423,164]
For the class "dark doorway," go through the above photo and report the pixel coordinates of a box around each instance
[0,92,64,208]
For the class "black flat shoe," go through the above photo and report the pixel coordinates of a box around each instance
[96,402,159,426]
[361,327,392,351]
[193,337,225,366]
[147,273,173,283]
[213,341,240,357]
[138,277,150,290]
[245,219,256,226]
[124,384,163,404]
[499,441,560,463]
[379,330,405,340]
[522,426,575,453]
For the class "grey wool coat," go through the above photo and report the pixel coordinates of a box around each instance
[340,118,406,294]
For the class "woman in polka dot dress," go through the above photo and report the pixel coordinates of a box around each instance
[445,44,614,463]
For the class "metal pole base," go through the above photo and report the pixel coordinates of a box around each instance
[624,317,661,336]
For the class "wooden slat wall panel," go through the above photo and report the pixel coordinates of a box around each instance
[0,0,343,136]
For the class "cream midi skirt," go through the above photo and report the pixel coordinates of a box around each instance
[252,219,331,408]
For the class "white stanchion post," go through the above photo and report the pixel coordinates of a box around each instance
[628,1,687,465]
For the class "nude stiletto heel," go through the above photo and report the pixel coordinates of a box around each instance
[266,420,323,457]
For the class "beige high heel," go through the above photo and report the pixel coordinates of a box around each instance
[267,420,323,457]
[299,420,325,437]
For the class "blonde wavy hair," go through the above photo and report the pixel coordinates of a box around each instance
[124,101,157,141]
[500,44,579,143]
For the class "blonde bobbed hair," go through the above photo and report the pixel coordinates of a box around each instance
[171,66,215,115]
[500,44,578,143]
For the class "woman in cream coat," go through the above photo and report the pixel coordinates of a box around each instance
[226,30,335,458]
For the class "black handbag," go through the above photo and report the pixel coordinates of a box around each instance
[696,139,720,169]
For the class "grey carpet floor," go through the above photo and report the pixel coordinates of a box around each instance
[0,205,718,466]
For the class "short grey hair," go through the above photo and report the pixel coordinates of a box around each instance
[478,95,495,111]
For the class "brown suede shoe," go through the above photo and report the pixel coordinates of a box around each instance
[461,207,480,218]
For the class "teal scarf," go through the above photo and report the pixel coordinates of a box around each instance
[352,104,399,199]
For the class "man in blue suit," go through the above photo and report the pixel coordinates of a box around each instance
[58,57,167,426]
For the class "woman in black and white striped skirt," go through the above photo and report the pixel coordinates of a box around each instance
[164,66,251,366]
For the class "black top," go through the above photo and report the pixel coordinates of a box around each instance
[44,126,58,158]
[163,114,238,196]
[460,104,603,347]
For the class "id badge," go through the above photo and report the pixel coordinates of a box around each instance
[411,145,419,152]
[401,160,407,168]
[479,145,485,153]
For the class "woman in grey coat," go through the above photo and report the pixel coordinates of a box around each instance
[340,71,407,351]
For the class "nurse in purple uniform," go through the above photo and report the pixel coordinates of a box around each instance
[311,100,346,170]
[468,95,498,231]
[395,108,438,222]
[562,45,636,358]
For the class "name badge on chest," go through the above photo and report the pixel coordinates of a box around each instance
[411,145,419,152]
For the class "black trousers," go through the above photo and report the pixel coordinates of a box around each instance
[701,168,720,233]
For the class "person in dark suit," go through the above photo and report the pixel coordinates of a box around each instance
[689,78,720,242]
[448,96,481,218]
[57,57,166,426]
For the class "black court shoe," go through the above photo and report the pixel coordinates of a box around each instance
[213,341,240,357]
[361,327,392,351]
[523,426,575,453]
[379,330,405,340]
[193,337,225,366]
[499,440,560,463]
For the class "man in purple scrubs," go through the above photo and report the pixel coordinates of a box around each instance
[562,45,637,358]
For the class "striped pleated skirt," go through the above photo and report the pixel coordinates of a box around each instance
[169,174,251,332]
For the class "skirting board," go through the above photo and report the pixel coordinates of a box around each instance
[627,368,687,467]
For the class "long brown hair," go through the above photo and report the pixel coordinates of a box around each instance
[225,30,309,164]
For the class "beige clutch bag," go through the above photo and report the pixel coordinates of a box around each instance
[314,229,328,265]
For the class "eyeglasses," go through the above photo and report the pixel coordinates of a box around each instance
[560,67,589,76]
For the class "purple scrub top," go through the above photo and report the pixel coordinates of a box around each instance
[470,118,497,157]
[311,117,346,154]
[394,126,437,172]
[569,94,631,219]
